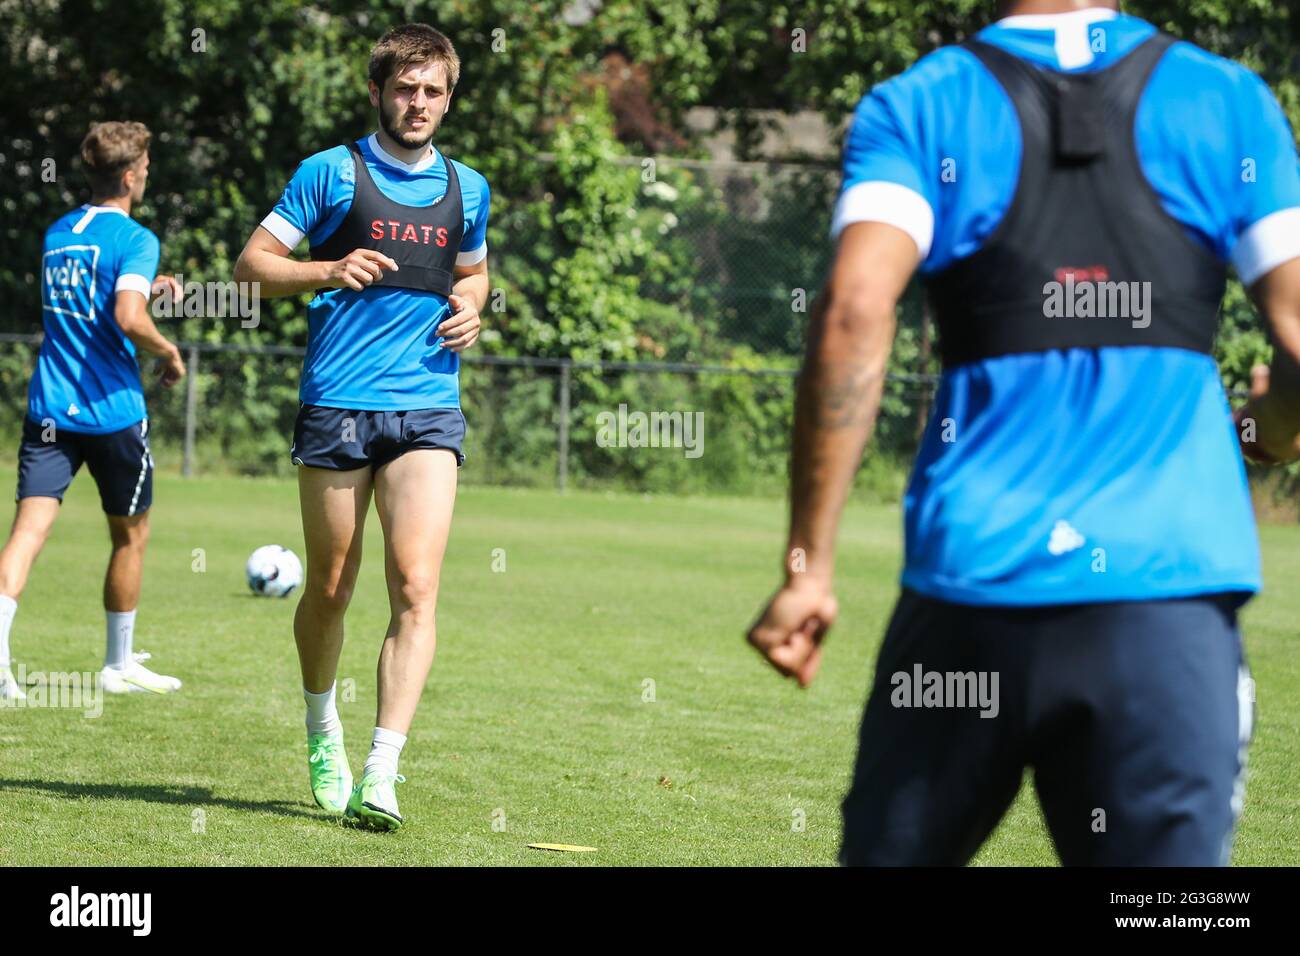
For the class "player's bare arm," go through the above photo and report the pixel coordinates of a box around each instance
[438,259,487,352]
[233,227,398,297]
[114,289,185,387]
[150,273,183,303]
[1237,257,1300,462]
[746,221,918,688]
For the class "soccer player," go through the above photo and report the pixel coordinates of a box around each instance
[233,23,489,829]
[0,121,187,700]
[747,0,1300,865]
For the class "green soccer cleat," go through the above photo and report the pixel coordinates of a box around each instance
[344,771,407,831]
[307,733,353,815]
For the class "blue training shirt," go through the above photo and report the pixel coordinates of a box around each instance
[832,8,1300,606]
[29,204,160,434]
[261,133,490,411]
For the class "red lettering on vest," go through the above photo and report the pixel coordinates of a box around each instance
[368,220,448,245]
[1055,265,1110,284]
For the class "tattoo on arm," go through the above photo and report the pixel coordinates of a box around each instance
[805,359,883,430]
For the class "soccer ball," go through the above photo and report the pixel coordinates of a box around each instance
[246,545,303,598]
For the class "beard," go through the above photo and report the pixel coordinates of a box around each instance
[379,97,440,151]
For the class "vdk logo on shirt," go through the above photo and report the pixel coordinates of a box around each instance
[46,256,89,291]
[42,245,99,320]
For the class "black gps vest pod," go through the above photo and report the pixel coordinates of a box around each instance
[924,33,1227,368]
[310,141,464,296]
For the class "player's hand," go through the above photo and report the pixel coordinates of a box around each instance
[151,274,183,303]
[1234,363,1282,463]
[747,576,839,688]
[438,294,481,352]
[156,346,186,388]
[1248,363,1270,400]
[326,249,399,291]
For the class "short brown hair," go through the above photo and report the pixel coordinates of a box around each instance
[80,121,151,197]
[368,23,460,92]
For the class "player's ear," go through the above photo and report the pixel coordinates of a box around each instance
[368,79,381,109]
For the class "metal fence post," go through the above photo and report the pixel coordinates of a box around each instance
[182,345,199,478]
[557,360,571,493]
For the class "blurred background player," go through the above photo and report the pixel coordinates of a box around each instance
[748,0,1300,865]
[233,23,489,828]
[0,121,187,700]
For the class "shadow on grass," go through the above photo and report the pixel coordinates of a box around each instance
[0,777,319,820]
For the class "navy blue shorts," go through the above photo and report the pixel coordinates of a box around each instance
[841,590,1253,867]
[290,404,466,470]
[16,417,154,517]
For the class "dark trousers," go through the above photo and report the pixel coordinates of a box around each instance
[841,590,1252,866]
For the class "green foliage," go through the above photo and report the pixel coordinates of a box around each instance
[1,2,1296,495]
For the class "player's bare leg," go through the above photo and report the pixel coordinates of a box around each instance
[104,512,148,612]
[374,448,456,732]
[345,448,457,830]
[295,465,372,692]
[0,497,59,599]
[295,464,372,813]
[0,497,60,699]
[100,511,179,695]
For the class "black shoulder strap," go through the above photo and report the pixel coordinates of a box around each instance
[435,148,462,214]
[345,139,379,201]
[963,32,1176,164]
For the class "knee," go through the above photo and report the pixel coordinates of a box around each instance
[9,521,51,553]
[109,518,149,551]
[395,571,439,614]
[307,572,356,616]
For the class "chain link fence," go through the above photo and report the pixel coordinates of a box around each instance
[0,334,939,498]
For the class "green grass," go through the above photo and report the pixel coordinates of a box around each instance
[0,468,1296,866]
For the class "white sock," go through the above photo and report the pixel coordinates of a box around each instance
[363,727,407,779]
[0,595,16,668]
[105,609,136,670]
[304,684,342,738]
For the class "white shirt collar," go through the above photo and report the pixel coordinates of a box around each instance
[996,7,1119,31]
[994,8,1120,70]
[82,204,128,215]
[367,133,440,173]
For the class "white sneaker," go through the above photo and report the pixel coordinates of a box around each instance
[0,665,25,701]
[100,652,182,695]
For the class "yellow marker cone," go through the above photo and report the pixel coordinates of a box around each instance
[527,843,597,853]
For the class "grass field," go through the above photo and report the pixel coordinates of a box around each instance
[0,467,1296,866]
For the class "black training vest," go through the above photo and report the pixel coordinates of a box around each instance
[310,141,464,296]
[924,33,1226,368]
